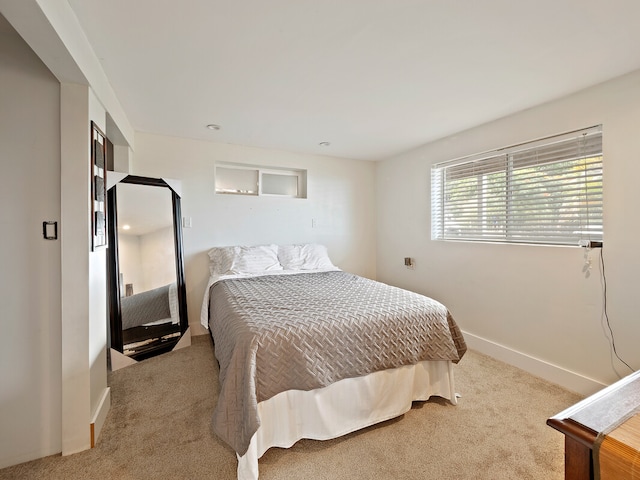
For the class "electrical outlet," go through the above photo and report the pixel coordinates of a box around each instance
[579,239,603,248]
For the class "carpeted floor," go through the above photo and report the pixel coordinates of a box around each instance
[0,334,581,479]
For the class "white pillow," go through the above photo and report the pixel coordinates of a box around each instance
[207,246,235,275]
[278,244,335,270]
[208,245,283,275]
[229,244,283,274]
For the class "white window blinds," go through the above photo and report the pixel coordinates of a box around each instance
[431,126,603,246]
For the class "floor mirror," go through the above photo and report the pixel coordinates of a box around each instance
[107,175,189,363]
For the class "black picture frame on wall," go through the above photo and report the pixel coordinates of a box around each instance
[91,121,107,250]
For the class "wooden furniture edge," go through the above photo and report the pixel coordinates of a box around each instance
[547,417,598,449]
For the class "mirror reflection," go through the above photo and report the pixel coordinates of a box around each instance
[108,176,188,363]
[116,182,180,356]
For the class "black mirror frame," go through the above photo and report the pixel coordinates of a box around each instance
[107,175,189,360]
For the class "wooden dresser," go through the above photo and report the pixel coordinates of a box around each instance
[547,370,640,479]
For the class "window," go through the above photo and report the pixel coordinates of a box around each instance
[215,163,307,198]
[431,126,602,246]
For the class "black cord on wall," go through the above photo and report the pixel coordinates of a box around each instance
[598,247,635,375]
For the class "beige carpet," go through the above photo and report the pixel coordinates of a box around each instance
[0,335,581,479]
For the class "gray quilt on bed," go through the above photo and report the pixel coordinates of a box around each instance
[208,271,467,456]
[121,284,171,330]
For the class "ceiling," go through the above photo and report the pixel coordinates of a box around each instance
[65,0,640,161]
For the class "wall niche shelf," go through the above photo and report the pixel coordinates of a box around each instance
[215,162,307,199]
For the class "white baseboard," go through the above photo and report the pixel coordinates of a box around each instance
[462,330,606,397]
[90,387,110,448]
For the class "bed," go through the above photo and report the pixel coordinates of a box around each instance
[121,282,179,330]
[119,282,180,356]
[201,244,466,480]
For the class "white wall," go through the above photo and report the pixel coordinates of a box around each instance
[0,15,62,467]
[1,10,115,468]
[1,1,133,468]
[140,226,177,292]
[377,69,640,395]
[87,90,109,438]
[131,133,377,334]
[119,227,178,294]
[118,234,144,294]
[60,84,111,455]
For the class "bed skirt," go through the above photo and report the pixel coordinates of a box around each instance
[236,359,457,480]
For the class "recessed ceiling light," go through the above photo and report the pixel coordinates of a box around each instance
[319,141,331,147]
[206,124,221,130]
[123,225,131,230]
